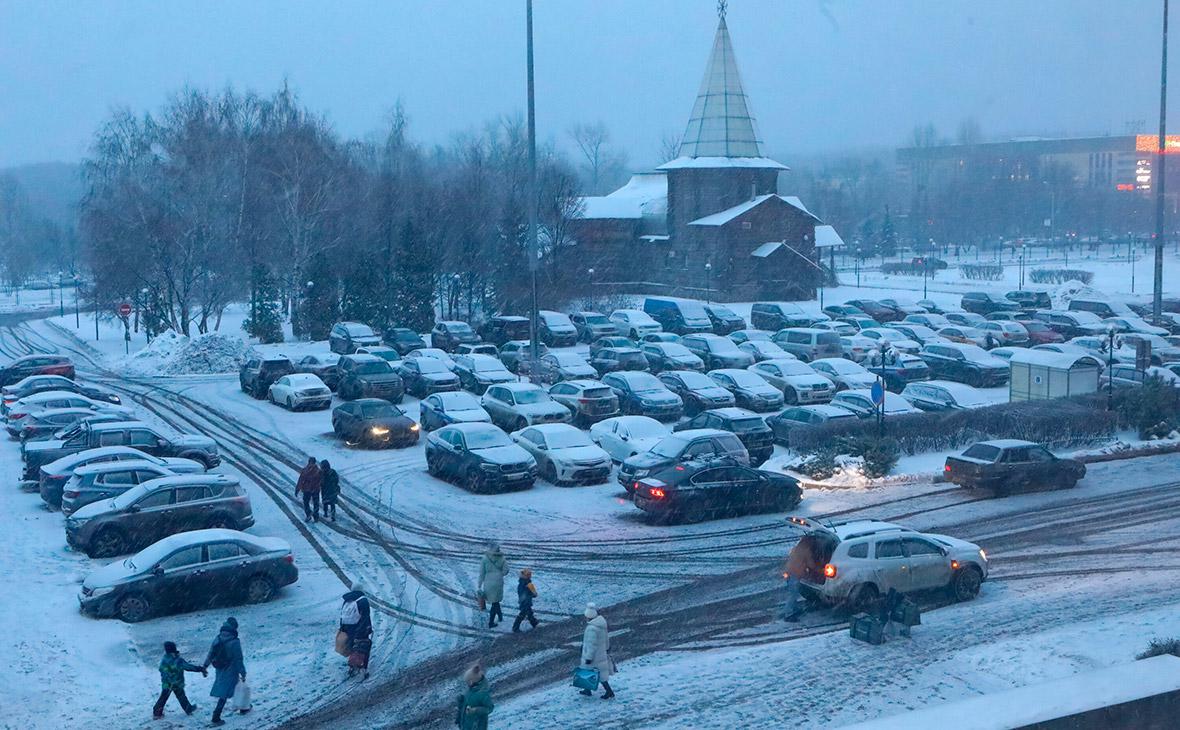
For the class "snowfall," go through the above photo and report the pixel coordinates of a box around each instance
[2,247,1180,730]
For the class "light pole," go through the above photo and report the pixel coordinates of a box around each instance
[854,246,861,288]
[525,0,541,385]
[450,274,461,319]
[1018,242,1026,288]
[1105,325,1117,411]
[73,276,80,328]
[921,257,929,299]
[587,268,596,311]
[704,262,712,303]
[1129,232,1136,293]
[1154,0,1169,323]
[875,341,888,439]
[57,271,64,317]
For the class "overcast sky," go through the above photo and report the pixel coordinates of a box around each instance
[0,0,1170,168]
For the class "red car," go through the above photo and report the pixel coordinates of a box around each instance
[1021,321,1065,345]
[0,355,74,386]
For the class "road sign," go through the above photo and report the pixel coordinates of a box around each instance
[870,381,885,406]
[117,302,132,318]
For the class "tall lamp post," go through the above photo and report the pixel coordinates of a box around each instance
[704,262,712,303]
[57,271,65,318]
[73,276,80,328]
[1018,242,1026,289]
[524,0,541,385]
[1105,325,1117,412]
[1153,0,1169,323]
[587,267,595,310]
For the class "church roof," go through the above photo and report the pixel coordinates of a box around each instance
[578,172,668,220]
[688,194,818,226]
[676,15,765,160]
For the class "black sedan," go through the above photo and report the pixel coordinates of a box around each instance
[632,460,802,524]
[384,327,428,355]
[332,398,420,447]
[78,530,298,622]
[425,422,538,493]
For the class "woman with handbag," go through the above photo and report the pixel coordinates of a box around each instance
[578,603,615,700]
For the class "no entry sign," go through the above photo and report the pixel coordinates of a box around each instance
[117,302,132,318]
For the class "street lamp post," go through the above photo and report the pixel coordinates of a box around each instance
[704,262,712,303]
[1106,325,1117,412]
[525,0,541,385]
[57,271,65,318]
[921,257,928,299]
[854,247,861,288]
[73,276,80,328]
[450,274,461,319]
[1018,242,1026,289]
[1129,232,1136,293]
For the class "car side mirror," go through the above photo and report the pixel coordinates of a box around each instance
[126,504,140,513]
[151,564,163,576]
[939,546,949,557]
[157,438,168,447]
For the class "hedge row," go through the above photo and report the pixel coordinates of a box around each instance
[881,262,939,276]
[1030,268,1095,285]
[959,263,1004,281]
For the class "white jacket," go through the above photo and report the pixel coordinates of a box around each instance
[580,615,612,680]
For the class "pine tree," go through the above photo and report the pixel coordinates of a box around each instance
[243,265,284,343]
[390,219,437,332]
[296,253,339,341]
[878,208,898,259]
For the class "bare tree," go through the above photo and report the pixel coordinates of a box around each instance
[569,121,627,194]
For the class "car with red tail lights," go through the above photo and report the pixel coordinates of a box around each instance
[632,458,801,524]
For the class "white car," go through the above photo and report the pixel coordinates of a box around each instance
[787,516,988,610]
[830,389,922,418]
[809,358,877,391]
[7,391,135,421]
[610,309,663,339]
[405,347,457,371]
[839,335,877,363]
[901,380,993,411]
[589,415,670,463]
[1067,336,1136,365]
[1103,316,1170,337]
[480,382,571,431]
[885,323,951,346]
[268,373,332,410]
[978,320,1029,346]
[858,327,920,354]
[936,325,988,348]
[812,321,857,337]
[737,340,795,362]
[748,359,833,404]
[511,424,613,485]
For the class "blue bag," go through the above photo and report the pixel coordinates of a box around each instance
[572,666,600,691]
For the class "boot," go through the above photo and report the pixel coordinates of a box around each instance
[579,689,592,696]
[601,685,616,700]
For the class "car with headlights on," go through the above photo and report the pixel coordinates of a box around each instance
[293,353,341,390]
[657,370,735,416]
[78,529,297,623]
[767,405,858,447]
[901,380,993,412]
[536,310,579,347]
[481,382,571,431]
[589,415,670,464]
[453,354,516,394]
[737,339,793,363]
[809,358,878,391]
[396,357,461,398]
[38,447,206,509]
[918,343,1009,387]
[570,311,616,343]
[705,304,746,334]
[425,422,537,493]
[333,398,420,447]
[329,321,382,354]
[707,369,784,412]
[601,371,684,421]
[267,373,332,411]
[682,334,756,370]
[66,474,253,558]
[383,327,428,355]
[674,407,774,466]
[547,380,619,426]
[336,354,404,402]
[61,460,182,516]
[830,389,922,419]
[617,429,749,491]
[511,424,612,485]
[418,391,492,432]
[641,342,704,373]
[430,320,482,352]
[748,359,833,405]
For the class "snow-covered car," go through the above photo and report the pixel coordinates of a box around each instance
[1117,333,1180,363]
[511,424,612,485]
[396,357,461,398]
[838,316,882,332]
[900,380,993,411]
[918,343,1009,387]
[0,375,121,408]
[537,310,579,347]
[61,459,180,517]
[811,320,857,337]
[767,405,858,446]
[750,302,826,330]
[78,529,297,623]
[707,368,785,412]
[332,398,420,447]
[425,422,537,493]
[944,312,988,328]
[418,391,492,431]
[532,351,598,383]
[786,516,988,610]
[885,323,951,346]
[382,327,428,355]
[570,311,616,343]
[858,327,921,354]
[293,353,341,390]
[610,309,663,339]
[1103,316,1170,337]
[863,352,932,392]
[640,332,682,344]
[355,345,402,363]
[617,428,749,491]
[879,298,928,317]
[1067,336,1136,365]
[405,347,457,371]
[682,333,756,370]
[37,446,206,509]
[748,359,834,405]
[5,390,134,422]
[727,329,773,345]
[480,382,572,431]
[329,321,382,354]
[588,415,670,463]
[453,354,516,394]
[737,339,794,362]
[915,298,952,315]
[903,313,951,330]
[830,389,922,418]
[1031,343,1106,369]
[656,370,734,416]
[641,342,705,373]
[23,420,220,480]
[985,346,1021,362]
[548,380,620,426]
[809,358,877,391]
[499,340,549,374]
[601,371,684,421]
[978,320,1030,346]
[1101,363,1180,389]
[936,325,988,347]
[267,373,332,410]
[839,335,877,363]
[7,407,107,441]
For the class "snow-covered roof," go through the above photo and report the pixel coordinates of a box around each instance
[657,156,787,171]
[751,242,782,258]
[1008,349,1102,369]
[676,16,764,158]
[814,224,846,249]
[688,194,818,226]
[976,438,1038,448]
[578,173,667,220]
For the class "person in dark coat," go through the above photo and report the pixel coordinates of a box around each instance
[320,459,340,522]
[153,641,205,719]
[202,617,246,726]
[984,331,998,350]
[780,534,820,622]
[511,568,539,633]
[340,580,373,679]
[456,662,494,730]
[295,457,322,522]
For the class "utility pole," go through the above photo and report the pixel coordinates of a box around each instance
[525,0,541,384]
[1154,0,1169,323]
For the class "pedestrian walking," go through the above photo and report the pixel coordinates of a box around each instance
[320,459,340,522]
[478,544,508,628]
[295,457,322,522]
[339,580,373,679]
[579,604,615,699]
[511,569,539,633]
[456,662,494,730]
[781,534,820,622]
[984,331,997,350]
[202,617,246,726]
[153,641,205,719]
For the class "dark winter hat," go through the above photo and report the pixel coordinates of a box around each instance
[320,459,331,469]
[163,641,178,653]
[224,616,238,630]
[307,456,317,464]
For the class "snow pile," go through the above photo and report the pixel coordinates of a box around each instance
[124,329,188,374]
[1052,279,1105,308]
[124,330,254,375]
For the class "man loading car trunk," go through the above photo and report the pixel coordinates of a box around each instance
[781,534,823,622]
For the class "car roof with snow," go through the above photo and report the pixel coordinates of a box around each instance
[130,529,289,567]
[497,381,544,392]
[342,353,382,364]
[976,439,1037,449]
[431,391,482,407]
[73,459,169,476]
[283,373,325,385]
[524,423,582,436]
[1007,349,1101,368]
[47,445,158,470]
[706,407,761,420]
[560,379,608,390]
[793,404,857,418]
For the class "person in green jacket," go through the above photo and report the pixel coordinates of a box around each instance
[456,662,494,730]
[153,641,205,719]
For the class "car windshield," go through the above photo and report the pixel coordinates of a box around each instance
[545,429,593,449]
[416,359,449,374]
[474,359,507,373]
[361,403,401,419]
[963,443,1002,461]
[541,312,572,326]
[449,323,475,335]
[741,330,771,341]
[824,360,864,375]
[354,361,393,375]
[621,373,663,392]
[512,389,548,404]
[1070,311,1103,325]
[959,345,992,360]
[677,301,708,318]
[730,417,765,432]
[345,324,376,336]
[650,435,690,458]
[726,371,765,387]
[708,338,743,354]
[436,392,480,409]
[709,306,737,318]
[583,314,609,325]
[466,429,512,449]
[661,343,693,357]
[676,372,715,388]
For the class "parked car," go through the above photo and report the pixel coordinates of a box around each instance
[424,422,537,493]
[767,405,858,447]
[961,291,1019,315]
[1034,310,1108,339]
[704,304,746,334]
[332,398,419,447]
[9,407,109,442]
[1101,363,1180,389]
[499,340,549,374]
[24,420,219,480]
[383,327,428,355]
[772,328,843,362]
[77,529,297,622]
[1031,343,1106,369]
[430,320,482,352]
[329,322,382,354]
[481,382,572,431]
[1068,336,1136,365]
[641,342,705,373]
[455,343,500,357]
[919,343,1009,387]
[61,459,180,517]
[727,329,773,345]
[707,369,784,412]
[750,302,826,331]
[944,439,1085,494]
[682,333,756,370]
[0,354,74,386]
[839,315,883,332]
[589,335,636,357]
[453,354,516,394]
[986,311,1033,325]
[396,358,461,398]
[37,447,206,509]
[548,379,620,426]
[864,352,932,392]
[822,304,865,320]
[843,299,898,323]
[590,346,650,376]
[570,311,616,343]
[533,351,598,384]
[610,309,663,339]
[589,415,670,463]
[674,408,774,466]
[901,380,993,411]
[978,320,1030,347]
[903,313,952,330]
[479,315,531,347]
[830,389,922,418]
[1,375,118,407]
[737,339,793,363]
[601,371,684,421]
[404,347,456,370]
[878,299,928,318]
[839,335,877,363]
[5,391,133,422]
[617,428,749,491]
[937,325,988,347]
[293,353,341,390]
[641,332,682,344]
[633,460,801,524]
[858,327,921,354]
[945,312,988,328]
[812,320,858,337]
[786,516,988,611]
[537,310,579,347]
[418,391,492,432]
[809,358,877,391]
[336,354,404,402]
[749,359,834,404]
[353,345,400,363]
[1068,297,1136,319]
[656,370,735,416]
[267,374,332,411]
[1118,333,1180,363]
[1103,316,1170,337]
[985,346,1021,362]
[66,474,253,558]
[885,323,951,346]
[1020,320,1065,345]
[238,357,295,399]
[1005,290,1052,310]
[643,297,713,335]
[511,424,612,485]
[915,299,951,314]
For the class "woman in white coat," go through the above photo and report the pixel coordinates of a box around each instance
[579,603,615,699]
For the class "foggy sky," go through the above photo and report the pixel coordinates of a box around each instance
[0,0,1169,168]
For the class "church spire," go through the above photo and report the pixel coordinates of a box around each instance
[677,6,762,159]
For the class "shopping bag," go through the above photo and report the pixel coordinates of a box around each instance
[477,590,486,611]
[233,680,252,712]
[572,666,600,691]
[335,629,350,657]
[849,613,885,645]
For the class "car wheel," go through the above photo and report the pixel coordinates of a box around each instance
[543,461,559,485]
[89,527,126,558]
[465,469,485,494]
[785,387,798,405]
[629,329,639,340]
[680,500,711,524]
[206,513,234,529]
[514,417,528,432]
[267,391,276,404]
[426,452,440,476]
[950,566,983,602]
[116,593,151,623]
[848,583,879,613]
[246,574,275,603]
[1055,473,1078,490]
[286,396,295,410]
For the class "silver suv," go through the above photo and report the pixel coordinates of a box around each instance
[787,517,988,611]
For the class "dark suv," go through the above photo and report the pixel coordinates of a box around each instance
[430,320,481,352]
[239,357,295,399]
[329,322,382,354]
[750,302,825,331]
[479,315,531,347]
[538,311,579,347]
[961,291,1019,316]
[383,327,428,355]
[337,354,405,402]
[704,304,746,335]
[674,408,774,466]
[590,347,650,376]
[24,420,220,480]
